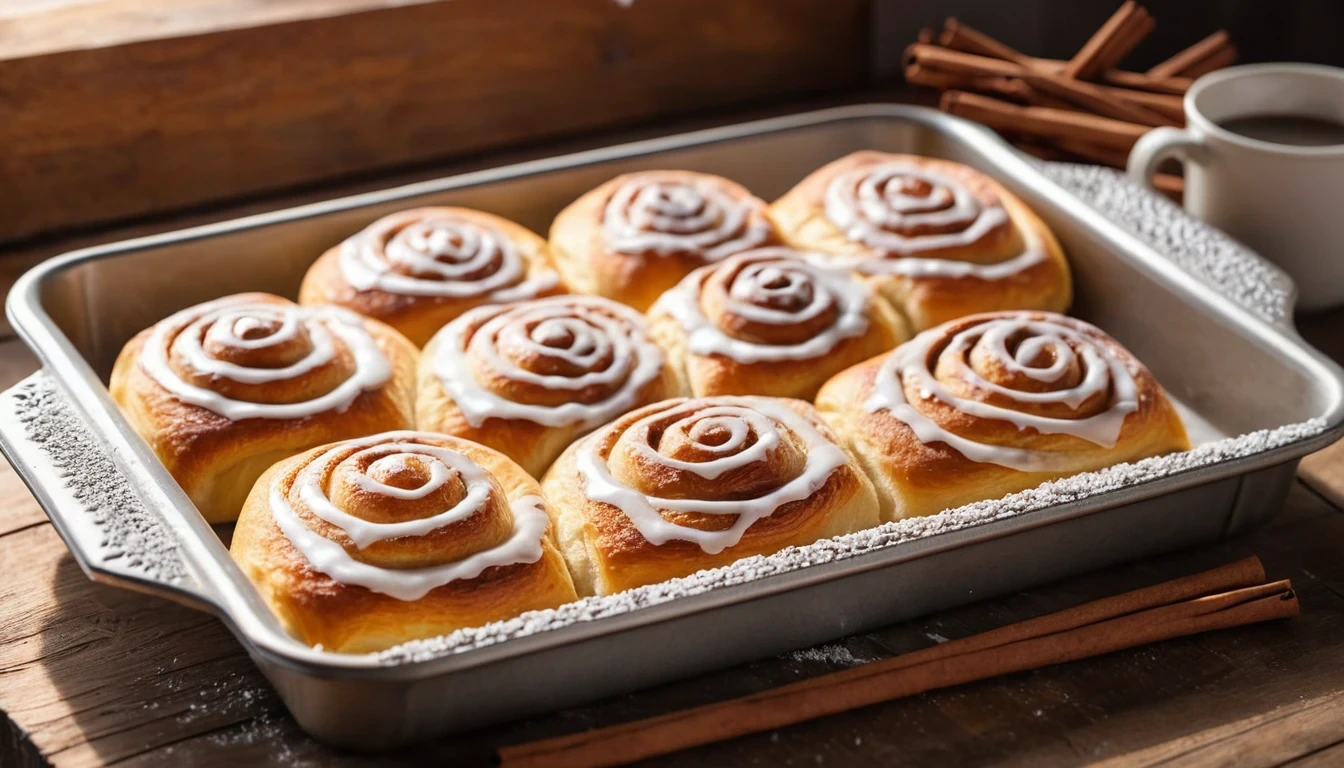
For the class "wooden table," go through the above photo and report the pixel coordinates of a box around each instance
[1,311,1343,767]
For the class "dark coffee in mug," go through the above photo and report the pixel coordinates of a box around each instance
[1218,113,1344,147]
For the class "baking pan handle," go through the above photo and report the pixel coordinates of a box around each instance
[0,371,224,613]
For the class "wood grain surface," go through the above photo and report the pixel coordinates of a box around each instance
[1,330,1342,766]
[1294,309,1344,509]
[0,0,868,243]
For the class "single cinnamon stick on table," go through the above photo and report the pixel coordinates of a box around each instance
[941,91,1149,150]
[1064,1,1155,81]
[1148,30,1236,79]
[500,558,1285,768]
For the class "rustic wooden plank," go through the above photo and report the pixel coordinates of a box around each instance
[1283,741,1344,768]
[0,1,441,60]
[0,341,43,536]
[1296,307,1344,508]
[0,0,868,243]
[3,475,1343,767]
[1088,692,1344,767]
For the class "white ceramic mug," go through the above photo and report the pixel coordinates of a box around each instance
[1128,63,1344,311]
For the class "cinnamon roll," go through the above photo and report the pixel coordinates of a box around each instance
[417,295,684,477]
[230,431,578,652]
[300,207,565,346]
[549,170,777,311]
[541,396,880,595]
[110,293,417,523]
[769,152,1072,331]
[648,247,909,400]
[816,311,1189,520]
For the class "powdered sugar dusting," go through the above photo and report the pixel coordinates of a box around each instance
[1040,163,1295,325]
[377,417,1326,665]
[13,375,188,583]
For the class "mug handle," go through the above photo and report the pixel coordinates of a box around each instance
[1126,127,1203,190]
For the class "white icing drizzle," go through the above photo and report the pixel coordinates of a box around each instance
[269,432,550,601]
[576,398,848,555]
[139,296,392,421]
[651,248,872,364]
[865,314,1140,473]
[602,176,771,260]
[822,162,1046,280]
[339,211,559,299]
[430,296,666,429]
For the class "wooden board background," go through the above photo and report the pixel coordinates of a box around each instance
[0,0,868,243]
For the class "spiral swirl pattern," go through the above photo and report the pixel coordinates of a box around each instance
[577,397,848,554]
[865,313,1140,472]
[269,432,549,601]
[139,295,391,421]
[340,210,559,299]
[431,296,666,429]
[602,176,771,261]
[823,162,1045,279]
[652,248,871,363]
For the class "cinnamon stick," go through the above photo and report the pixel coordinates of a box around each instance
[904,65,1034,103]
[499,559,1282,768]
[1103,86,1184,122]
[1050,137,1133,168]
[938,18,1034,65]
[1148,30,1236,79]
[905,42,1020,79]
[1023,70,1177,126]
[1101,69,1194,94]
[940,91,1149,150]
[1063,2,1155,80]
[1152,173,1185,201]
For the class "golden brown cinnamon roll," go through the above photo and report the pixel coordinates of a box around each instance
[549,170,777,311]
[647,247,909,399]
[110,293,417,523]
[230,431,578,653]
[816,311,1190,520]
[769,152,1072,331]
[300,207,565,346]
[541,396,880,595]
[416,295,684,477]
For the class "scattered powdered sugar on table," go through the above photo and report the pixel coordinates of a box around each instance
[378,417,1326,665]
[13,375,188,583]
[787,643,869,667]
[1040,163,1295,325]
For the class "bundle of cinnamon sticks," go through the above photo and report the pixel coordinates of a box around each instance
[905,2,1237,196]
[499,556,1296,767]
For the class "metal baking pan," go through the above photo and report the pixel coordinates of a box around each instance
[3,105,1342,749]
